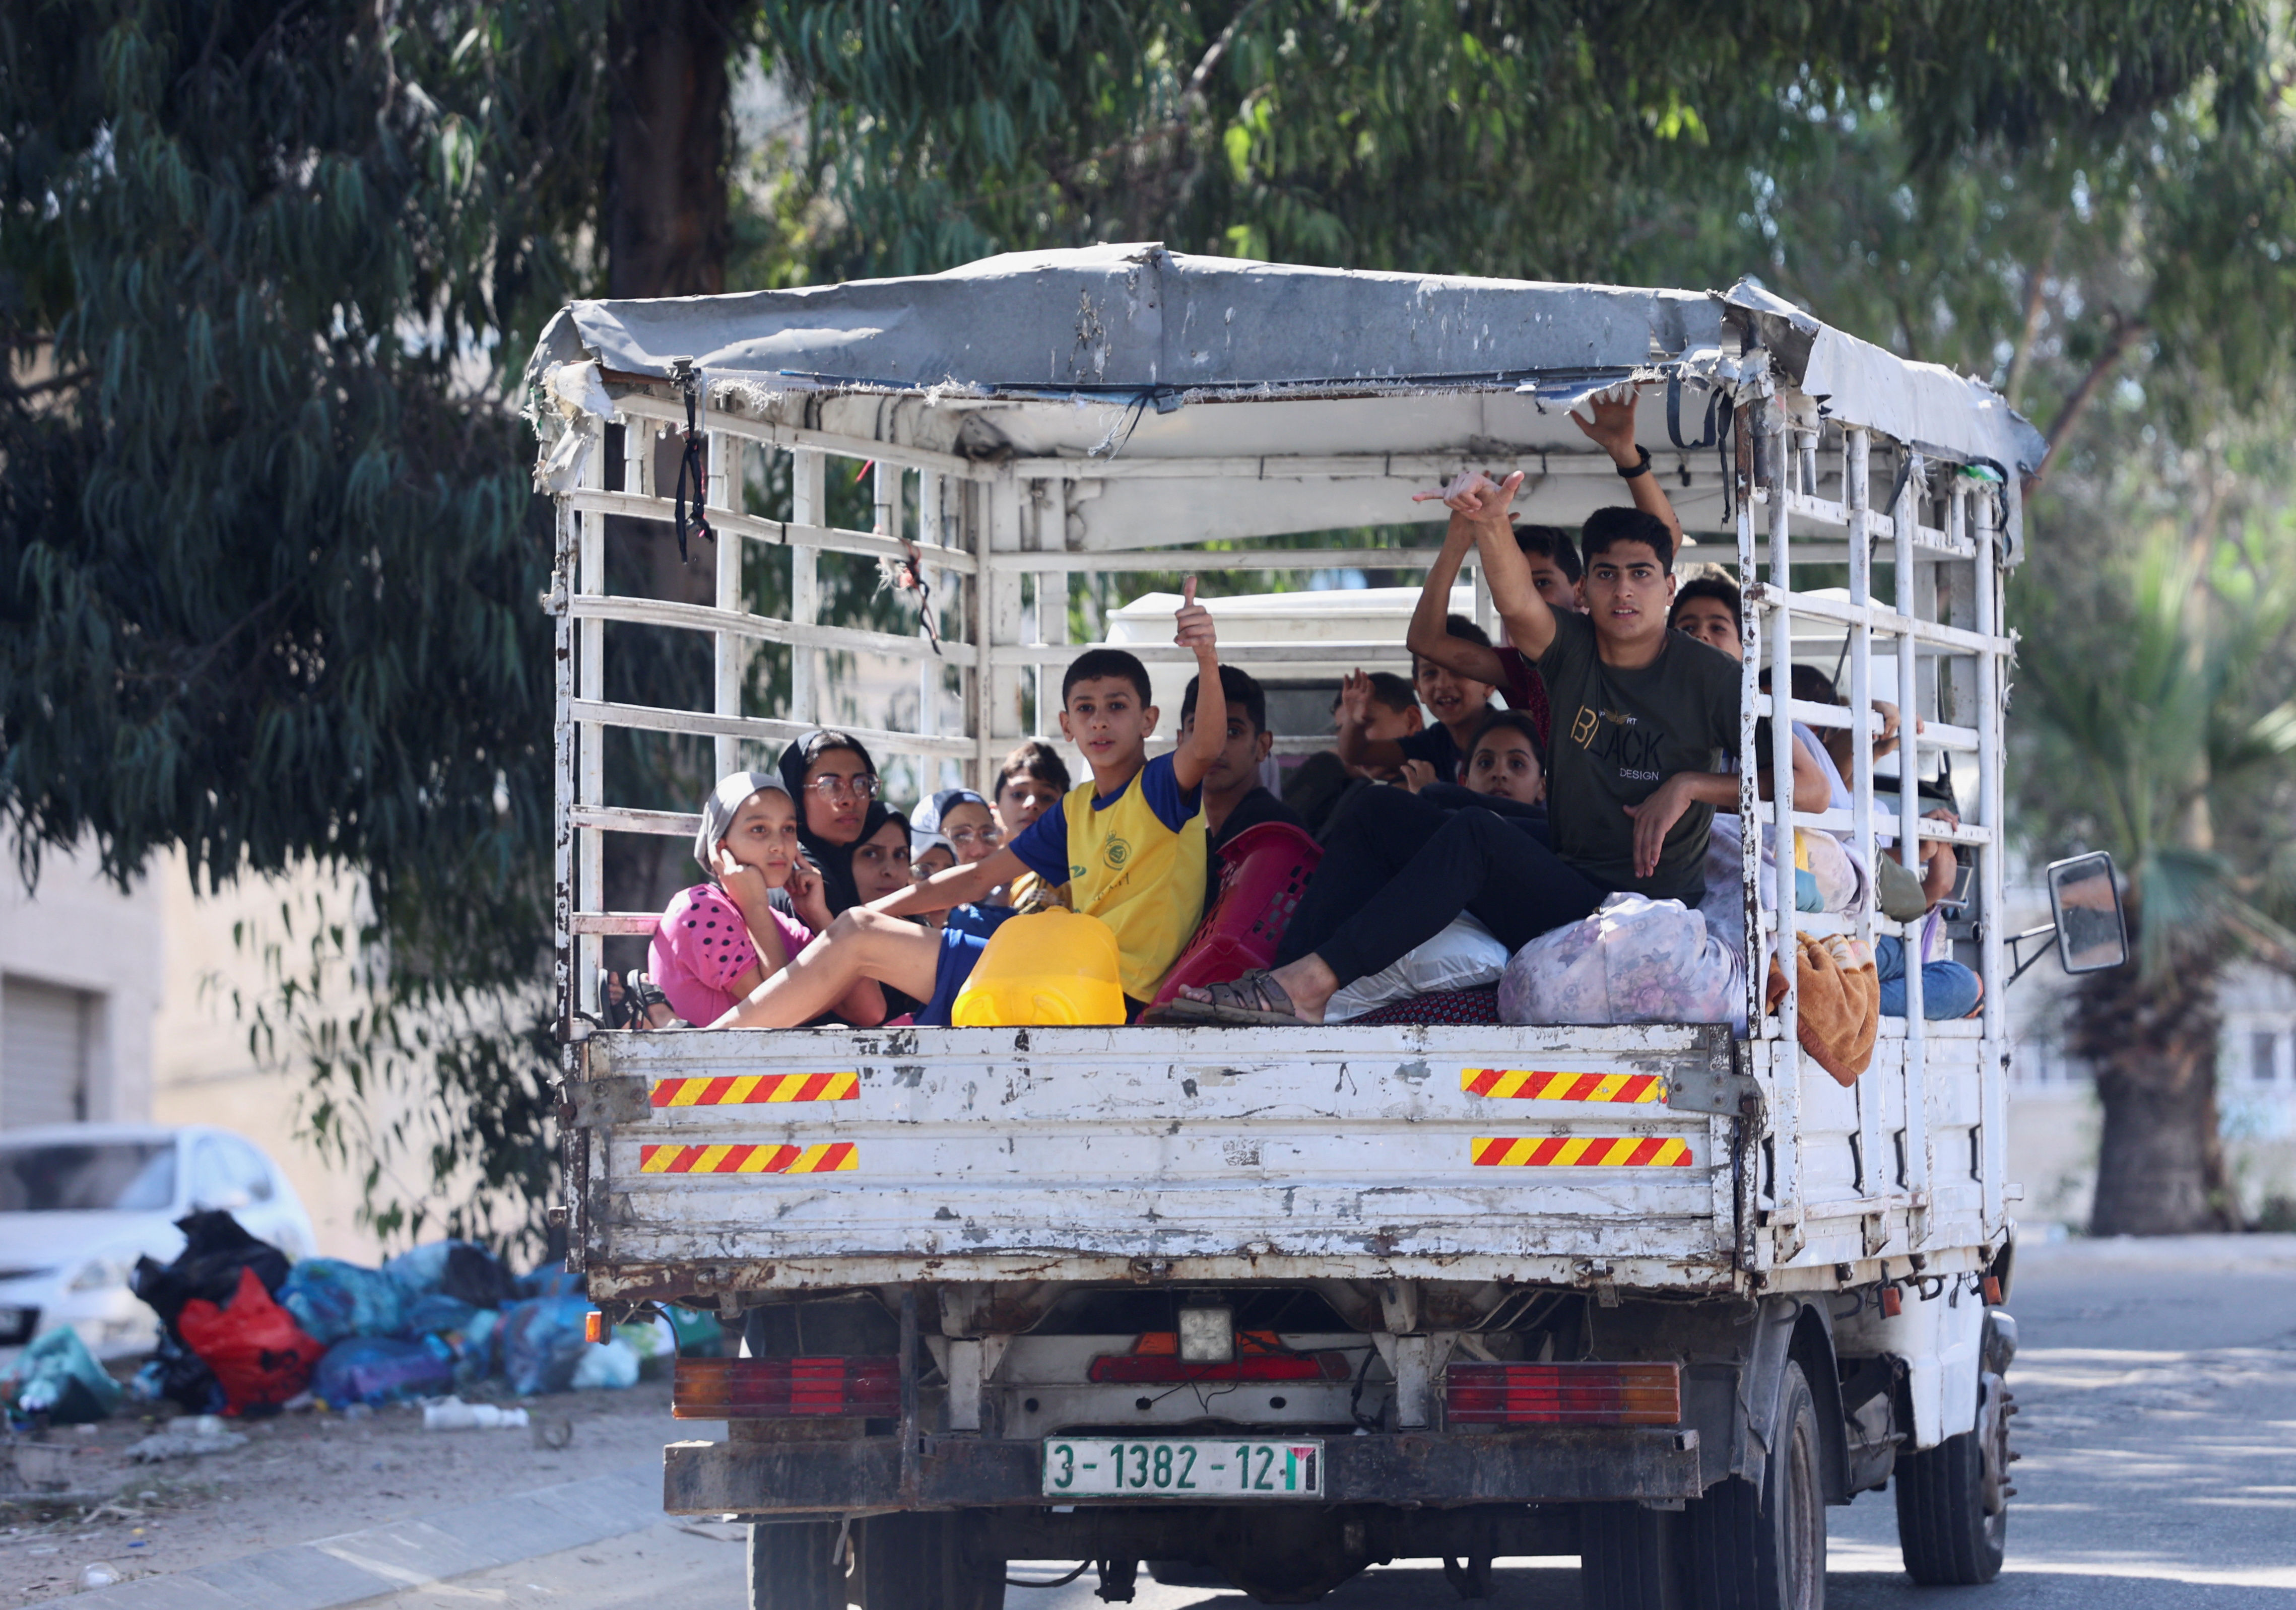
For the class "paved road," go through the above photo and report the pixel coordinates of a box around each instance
[367,1235,2296,1608]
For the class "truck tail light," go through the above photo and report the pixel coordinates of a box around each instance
[1444,1362,1682,1426]
[672,1357,900,1420]
[1089,1330,1352,1384]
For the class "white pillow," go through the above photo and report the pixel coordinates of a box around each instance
[1325,914,1509,1021]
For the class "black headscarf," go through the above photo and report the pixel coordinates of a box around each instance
[777,731,885,916]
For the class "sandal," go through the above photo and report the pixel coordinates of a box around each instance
[1158,970,1316,1027]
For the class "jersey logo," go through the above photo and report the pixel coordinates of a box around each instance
[1103,837,1132,868]
[1570,705,1599,747]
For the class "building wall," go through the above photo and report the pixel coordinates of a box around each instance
[0,840,162,1127]
[148,854,401,1262]
[2006,959,2296,1231]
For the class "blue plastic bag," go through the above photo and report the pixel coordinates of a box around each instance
[4,1327,125,1423]
[280,1260,406,1345]
[314,1335,454,1407]
[384,1242,520,1309]
[497,1296,593,1396]
[453,1309,500,1388]
[399,1292,478,1338]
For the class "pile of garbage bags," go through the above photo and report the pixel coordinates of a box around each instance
[47,1211,731,1420]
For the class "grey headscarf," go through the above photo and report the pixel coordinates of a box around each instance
[695,771,789,875]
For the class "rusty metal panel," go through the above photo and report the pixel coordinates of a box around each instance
[576,1023,1742,1293]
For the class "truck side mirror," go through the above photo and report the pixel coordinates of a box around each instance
[2046,852,2127,974]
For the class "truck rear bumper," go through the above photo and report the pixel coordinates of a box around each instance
[663,1428,1702,1515]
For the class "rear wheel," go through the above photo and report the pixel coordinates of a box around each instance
[1894,1372,2009,1585]
[1684,1361,1825,1610]
[1579,1502,1686,1609]
[854,1513,1006,1610]
[748,1520,848,1610]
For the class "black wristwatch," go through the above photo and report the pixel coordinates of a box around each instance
[1616,446,1653,480]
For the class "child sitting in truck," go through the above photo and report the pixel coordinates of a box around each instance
[1179,664,1306,911]
[994,741,1073,911]
[1284,672,1420,837]
[1404,521,1581,751]
[650,773,880,1027]
[707,584,1225,1026]
[1335,616,1495,785]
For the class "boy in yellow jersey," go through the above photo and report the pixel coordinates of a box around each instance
[708,582,1224,1027]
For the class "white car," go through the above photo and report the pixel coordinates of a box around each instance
[0,1124,317,1359]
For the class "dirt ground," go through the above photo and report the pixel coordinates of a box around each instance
[0,1379,711,1604]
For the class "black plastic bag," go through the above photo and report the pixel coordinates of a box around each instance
[132,1211,292,1345]
[439,1243,521,1311]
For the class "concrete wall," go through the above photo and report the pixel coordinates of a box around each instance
[148,854,403,1262]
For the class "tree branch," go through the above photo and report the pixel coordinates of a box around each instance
[2028,314,2149,492]
[2001,226,2058,411]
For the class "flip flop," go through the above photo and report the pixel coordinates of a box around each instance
[1158,970,1315,1027]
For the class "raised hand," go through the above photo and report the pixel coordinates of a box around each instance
[1412,468,1526,524]
[1570,384,1643,465]
[1173,575,1217,657]
[1336,668,1373,729]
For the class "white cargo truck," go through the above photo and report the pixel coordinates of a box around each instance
[523,248,2123,1610]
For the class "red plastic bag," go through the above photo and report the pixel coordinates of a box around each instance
[177,1265,324,1415]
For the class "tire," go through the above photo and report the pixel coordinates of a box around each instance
[1894,1375,2008,1585]
[748,1520,848,1610]
[1580,1502,1687,1609]
[854,1514,1006,1610]
[1684,1361,1826,1610]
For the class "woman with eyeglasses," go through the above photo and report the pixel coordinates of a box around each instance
[774,731,892,917]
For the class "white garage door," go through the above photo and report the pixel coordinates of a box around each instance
[2,977,94,1128]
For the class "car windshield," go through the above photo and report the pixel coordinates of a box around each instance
[0,1143,177,1213]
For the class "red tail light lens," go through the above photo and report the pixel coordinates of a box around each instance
[1445,1362,1682,1426]
[672,1357,899,1420]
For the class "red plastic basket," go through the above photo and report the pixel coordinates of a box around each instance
[1149,821,1324,1009]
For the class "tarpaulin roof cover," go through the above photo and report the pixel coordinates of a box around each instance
[526,242,2045,479]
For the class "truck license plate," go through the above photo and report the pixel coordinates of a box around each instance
[1042,1438,1324,1498]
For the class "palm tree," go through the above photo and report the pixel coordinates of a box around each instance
[2016,530,2296,1235]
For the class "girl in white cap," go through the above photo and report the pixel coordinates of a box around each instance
[648,773,881,1027]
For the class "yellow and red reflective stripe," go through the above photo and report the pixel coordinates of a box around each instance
[638,1142,858,1175]
[650,1072,859,1108]
[1461,1068,1662,1103]
[1469,1135,1691,1168]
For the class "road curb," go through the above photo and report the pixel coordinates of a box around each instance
[73,1462,667,1609]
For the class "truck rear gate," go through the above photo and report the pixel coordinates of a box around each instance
[569,1023,1739,1293]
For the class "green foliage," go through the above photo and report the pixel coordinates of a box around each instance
[0,0,609,1255]
[765,1,2269,284]
[2015,502,2296,977]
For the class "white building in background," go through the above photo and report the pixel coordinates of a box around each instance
[1,841,399,1260]
[2006,959,2296,1231]
[0,840,161,1128]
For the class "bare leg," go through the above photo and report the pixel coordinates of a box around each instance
[1264,955,1341,1024]
[713,910,944,1028]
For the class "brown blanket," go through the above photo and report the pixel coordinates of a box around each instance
[1767,932,1880,1086]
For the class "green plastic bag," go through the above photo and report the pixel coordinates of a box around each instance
[5,1327,125,1424]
